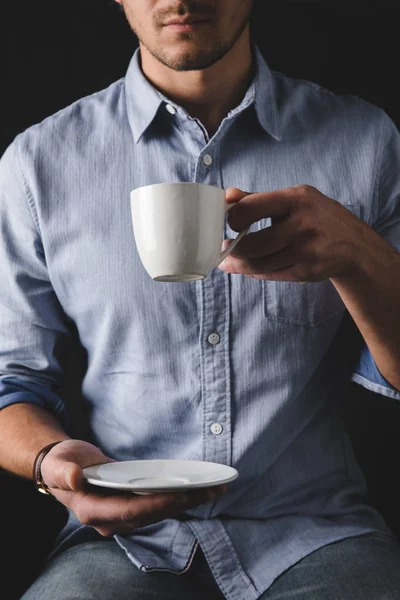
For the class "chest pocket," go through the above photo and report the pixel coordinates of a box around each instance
[263,204,362,327]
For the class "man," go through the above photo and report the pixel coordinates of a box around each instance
[1,0,400,598]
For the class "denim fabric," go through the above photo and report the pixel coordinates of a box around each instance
[1,45,400,600]
[21,542,224,600]
[21,534,400,600]
[259,532,400,600]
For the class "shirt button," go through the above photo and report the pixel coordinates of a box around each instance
[210,423,223,436]
[207,332,220,346]
[166,104,177,115]
[203,154,213,167]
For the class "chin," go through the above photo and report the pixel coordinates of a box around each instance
[157,45,224,72]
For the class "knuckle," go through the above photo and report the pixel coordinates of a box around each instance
[297,184,315,195]
[292,184,306,195]
[294,185,313,206]
[139,494,167,519]
[70,496,89,524]
[143,494,160,514]
[119,506,139,524]
[115,498,137,523]
[117,509,134,523]
[75,508,95,526]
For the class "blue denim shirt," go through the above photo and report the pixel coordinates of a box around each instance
[1,46,400,600]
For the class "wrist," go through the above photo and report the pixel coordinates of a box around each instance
[33,440,65,495]
[332,222,383,285]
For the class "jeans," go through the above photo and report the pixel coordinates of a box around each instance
[21,532,400,600]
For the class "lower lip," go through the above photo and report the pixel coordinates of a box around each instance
[164,21,210,32]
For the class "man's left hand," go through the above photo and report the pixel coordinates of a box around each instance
[220,185,368,282]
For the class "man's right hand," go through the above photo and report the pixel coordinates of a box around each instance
[40,439,226,537]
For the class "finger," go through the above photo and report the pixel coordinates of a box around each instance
[41,440,113,491]
[220,246,295,277]
[62,488,192,529]
[227,189,296,231]
[46,460,85,492]
[91,489,217,534]
[259,267,308,283]
[219,265,304,283]
[225,187,251,204]
[73,492,190,536]
[227,220,296,260]
[89,486,228,536]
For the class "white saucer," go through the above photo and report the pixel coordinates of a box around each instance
[83,459,239,494]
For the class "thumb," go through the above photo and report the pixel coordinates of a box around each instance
[225,187,251,205]
[63,462,84,491]
[47,460,84,492]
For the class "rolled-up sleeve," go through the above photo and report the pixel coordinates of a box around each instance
[351,111,400,400]
[0,137,72,429]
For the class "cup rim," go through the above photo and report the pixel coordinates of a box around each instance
[130,181,224,196]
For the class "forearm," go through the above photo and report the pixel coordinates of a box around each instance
[331,227,400,390]
[0,403,70,479]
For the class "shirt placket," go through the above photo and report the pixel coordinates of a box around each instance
[181,120,233,472]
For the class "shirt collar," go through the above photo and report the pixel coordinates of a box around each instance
[124,44,281,143]
[252,45,281,141]
[124,49,164,144]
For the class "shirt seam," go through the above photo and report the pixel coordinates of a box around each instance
[351,373,400,399]
[218,522,258,596]
[13,137,78,333]
[195,522,258,600]
[14,137,42,236]
[139,540,199,575]
[370,111,387,226]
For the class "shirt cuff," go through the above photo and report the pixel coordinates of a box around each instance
[351,344,400,400]
[0,376,72,432]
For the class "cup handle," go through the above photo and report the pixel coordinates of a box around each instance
[215,204,250,267]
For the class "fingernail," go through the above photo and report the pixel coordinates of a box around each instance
[64,469,74,490]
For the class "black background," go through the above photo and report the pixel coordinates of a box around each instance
[1,1,400,154]
[1,2,400,597]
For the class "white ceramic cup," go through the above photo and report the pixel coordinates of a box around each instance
[130,182,249,282]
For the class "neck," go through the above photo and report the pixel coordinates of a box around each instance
[139,29,253,137]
